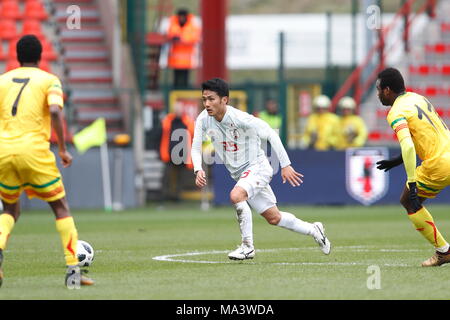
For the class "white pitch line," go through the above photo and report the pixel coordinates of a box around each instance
[152,246,414,267]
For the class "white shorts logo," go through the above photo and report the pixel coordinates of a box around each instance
[346,148,389,206]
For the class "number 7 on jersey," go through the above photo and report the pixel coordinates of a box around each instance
[11,78,30,116]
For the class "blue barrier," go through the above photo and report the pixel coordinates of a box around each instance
[19,146,138,210]
[212,149,450,206]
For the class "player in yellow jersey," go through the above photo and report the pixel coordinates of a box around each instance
[375,67,450,267]
[0,35,94,287]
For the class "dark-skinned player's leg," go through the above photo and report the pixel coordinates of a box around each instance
[0,200,21,287]
[399,186,450,266]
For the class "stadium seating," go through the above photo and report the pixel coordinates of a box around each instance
[67,66,113,83]
[0,19,18,40]
[59,27,105,43]
[368,130,397,142]
[441,22,450,32]
[7,38,17,59]
[0,0,22,20]
[52,0,91,2]
[38,58,51,72]
[22,19,45,37]
[425,43,450,54]
[41,38,58,61]
[406,86,450,97]
[63,45,109,63]
[5,58,20,71]
[54,0,125,142]
[0,0,125,143]
[0,42,5,60]
[403,11,450,134]
[409,64,450,76]
[23,0,48,21]
[70,88,118,105]
[443,65,450,75]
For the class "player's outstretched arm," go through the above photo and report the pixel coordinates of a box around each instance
[251,117,291,168]
[195,170,207,188]
[50,104,72,168]
[281,165,304,187]
[376,154,403,171]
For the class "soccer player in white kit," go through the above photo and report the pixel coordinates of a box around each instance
[191,78,331,260]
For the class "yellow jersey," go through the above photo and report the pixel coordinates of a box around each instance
[0,67,64,151]
[337,114,368,149]
[258,110,282,130]
[302,112,341,150]
[387,92,450,174]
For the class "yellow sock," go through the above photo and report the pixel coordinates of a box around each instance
[408,206,447,248]
[0,213,15,250]
[55,217,79,266]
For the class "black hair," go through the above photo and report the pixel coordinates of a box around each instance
[17,35,42,64]
[177,8,189,16]
[201,78,229,98]
[377,67,406,94]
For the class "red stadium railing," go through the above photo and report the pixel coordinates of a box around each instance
[330,0,437,113]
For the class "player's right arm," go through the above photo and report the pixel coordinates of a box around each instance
[388,113,416,183]
[387,108,421,211]
[191,112,207,187]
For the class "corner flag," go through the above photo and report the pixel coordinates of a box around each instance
[73,118,107,154]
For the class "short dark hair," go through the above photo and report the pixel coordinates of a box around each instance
[17,35,42,64]
[177,8,189,16]
[202,78,229,98]
[377,67,406,94]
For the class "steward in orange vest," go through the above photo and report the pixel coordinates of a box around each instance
[167,9,201,69]
[167,9,201,88]
[160,112,195,169]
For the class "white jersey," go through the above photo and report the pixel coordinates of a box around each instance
[191,105,291,180]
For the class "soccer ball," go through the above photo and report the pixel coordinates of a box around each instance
[77,240,94,267]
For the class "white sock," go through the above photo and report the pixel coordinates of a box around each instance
[277,211,315,236]
[234,201,253,247]
[436,242,450,253]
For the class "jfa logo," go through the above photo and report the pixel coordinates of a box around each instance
[346,147,389,206]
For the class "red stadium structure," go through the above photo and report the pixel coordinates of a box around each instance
[200,0,228,82]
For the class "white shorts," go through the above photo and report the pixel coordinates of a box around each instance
[235,160,277,214]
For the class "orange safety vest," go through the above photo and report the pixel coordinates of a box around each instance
[167,14,201,69]
[160,113,194,169]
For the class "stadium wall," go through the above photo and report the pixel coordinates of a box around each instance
[212,149,450,206]
[19,146,138,210]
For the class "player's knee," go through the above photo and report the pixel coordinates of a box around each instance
[266,215,281,225]
[262,209,281,225]
[400,199,418,213]
[229,189,246,204]
[399,195,411,211]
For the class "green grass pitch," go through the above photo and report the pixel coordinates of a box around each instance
[0,203,450,300]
